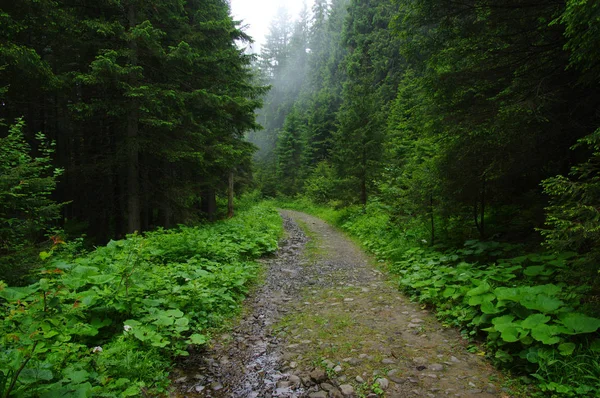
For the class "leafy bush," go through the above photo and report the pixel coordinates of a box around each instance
[0,203,282,397]
[0,118,63,284]
[541,129,600,278]
[392,246,600,396]
[304,161,338,204]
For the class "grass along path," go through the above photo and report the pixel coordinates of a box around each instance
[276,210,514,398]
[171,210,520,397]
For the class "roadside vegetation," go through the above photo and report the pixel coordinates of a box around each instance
[3,0,600,396]
[0,202,282,397]
[275,198,600,397]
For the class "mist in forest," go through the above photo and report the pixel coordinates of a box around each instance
[247,1,349,167]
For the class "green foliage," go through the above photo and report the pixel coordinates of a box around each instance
[0,204,282,397]
[281,198,600,396]
[541,129,600,277]
[559,0,600,80]
[304,161,338,204]
[1,0,264,240]
[0,118,63,283]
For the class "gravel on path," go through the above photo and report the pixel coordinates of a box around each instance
[170,211,512,398]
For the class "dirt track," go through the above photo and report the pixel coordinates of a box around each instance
[171,211,512,398]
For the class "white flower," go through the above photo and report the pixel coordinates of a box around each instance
[185,278,191,282]
[421,239,428,244]
[92,346,103,353]
[123,325,133,332]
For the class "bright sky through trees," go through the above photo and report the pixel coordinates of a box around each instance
[229,0,314,51]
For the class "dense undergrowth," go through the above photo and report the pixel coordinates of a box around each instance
[0,203,282,397]
[276,198,600,397]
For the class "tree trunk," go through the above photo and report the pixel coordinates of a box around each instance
[430,193,435,246]
[228,171,234,218]
[360,147,367,206]
[201,189,217,222]
[480,176,486,239]
[126,3,141,233]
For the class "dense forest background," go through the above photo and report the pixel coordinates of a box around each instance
[2,0,600,396]
[252,0,600,273]
[249,3,600,393]
[1,0,266,279]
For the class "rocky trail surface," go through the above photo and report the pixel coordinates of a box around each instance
[171,211,513,398]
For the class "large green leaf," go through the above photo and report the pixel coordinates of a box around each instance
[558,313,600,334]
[494,287,521,302]
[466,280,491,296]
[480,300,503,314]
[0,285,38,301]
[520,294,563,313]
[521,314,551,329]
[558,342,576,356]
[492,315,515,326]
[530,324,561,345]
[188,333,207,345]
[468,292,495,306]
[70,266,100,278]
[499,326,522,343]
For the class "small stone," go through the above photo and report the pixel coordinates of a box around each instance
[321,383,336,392]
[486,384,498,394]
[348,358,361,365]
[408,377,419,384]
[329,389,343,398]
[339,384,355,396]
[450,356,460,363]
[375,378,389,390]
[210,382,223,391]
[338,375,347,383]
[429,363,444,371]
[289,375,301,387]
[411,318,424,323]
[344,298,354,302]
[408,323,419,328]
[323,360,336,369]
[468,382,477,388]
[413,357,427,365]
[381,358,396,365]
[175,376,187,383]
[277,381,291,389]
[358,353,369,359]
[290,361,298,369]
[356,376,365,383]
[309,392,328,398]
[310,368,328,383]
[194,385,205,392]
[389,376,406,384]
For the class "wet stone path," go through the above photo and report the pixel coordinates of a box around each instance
[171,211,511,398]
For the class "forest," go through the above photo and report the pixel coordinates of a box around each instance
[1,0,600,396]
